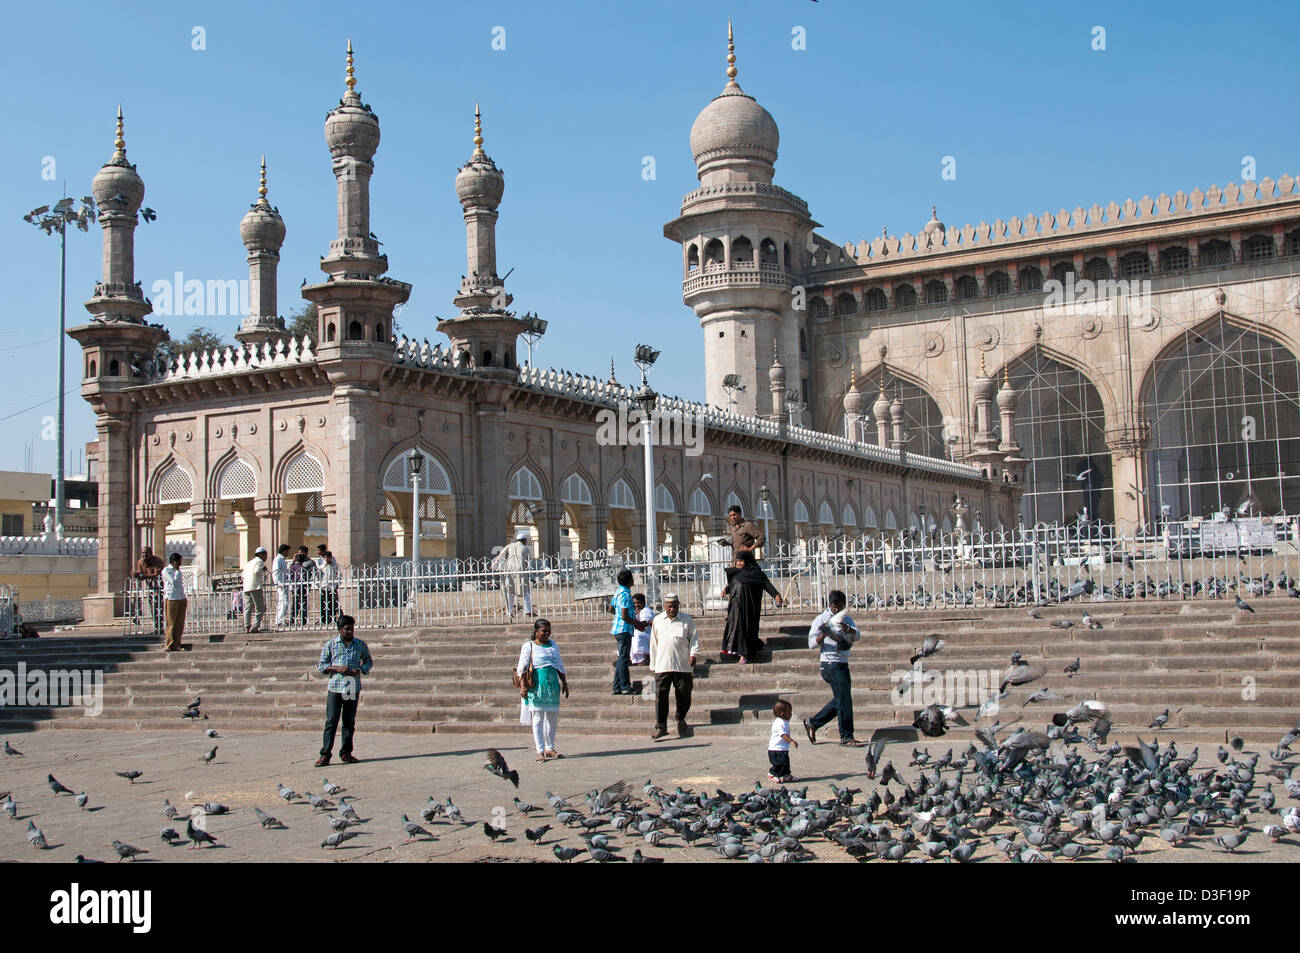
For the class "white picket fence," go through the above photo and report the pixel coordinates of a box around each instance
[118,518,1300,635]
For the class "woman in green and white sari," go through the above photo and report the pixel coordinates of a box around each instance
[517,618,569,761]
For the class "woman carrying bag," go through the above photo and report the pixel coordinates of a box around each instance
[516,617,569,762]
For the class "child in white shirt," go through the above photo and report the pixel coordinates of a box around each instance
[631,592,654,665]
[767,699,798,783]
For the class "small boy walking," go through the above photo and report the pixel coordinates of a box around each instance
[767,699,798,783]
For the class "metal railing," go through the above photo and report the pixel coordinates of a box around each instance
[117,517,1300,635]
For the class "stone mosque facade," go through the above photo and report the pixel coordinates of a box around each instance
[73,40,1024,624]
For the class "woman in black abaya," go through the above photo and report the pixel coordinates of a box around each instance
[721,550,783,663]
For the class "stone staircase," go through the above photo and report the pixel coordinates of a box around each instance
[0,600,1296,743]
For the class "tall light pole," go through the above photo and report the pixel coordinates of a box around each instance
[24,196,96,536]
[759,483,772,551]
[408,448,423,613]
[520,312,547,367]
[633,344,660,594]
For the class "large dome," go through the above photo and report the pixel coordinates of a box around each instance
[689,86,779,172]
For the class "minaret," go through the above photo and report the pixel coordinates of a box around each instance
[236,157,288,345]
[768,341,787,424]
[965,352,1006,479]
[437,104,530,377]
[872,376,891,447]
[302,39,411,350]
[890,387,906,449]
[69,107,167,624]
[664,22,817,419]
[842,367,865,441]
[997,364,1029,486]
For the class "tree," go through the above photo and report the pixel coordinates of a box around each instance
[155,326,228,366]
[286,302,316,341]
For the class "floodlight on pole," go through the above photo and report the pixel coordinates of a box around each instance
[721,373,745,413]
[520,312,547,367]
[633,343,659,599]
[23,194,97,539]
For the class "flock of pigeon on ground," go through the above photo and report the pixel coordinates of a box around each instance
[2,578,1298,861]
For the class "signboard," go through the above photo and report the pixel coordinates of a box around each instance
[1197,518,1278,552]
[574,553,623,602]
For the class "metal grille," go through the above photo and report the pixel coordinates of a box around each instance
[793,499,810,524]
[560,472,593,505]
[508,466,543,500]
[284,453,325,494]
[725,490,744,512]
[654,483,676,513]
[156,464,193,504]
[382,451,451,494]
[818,501,835,524]
[217,459,256,500]
[842,503,857,527]
[610,478,635,509]
[689,487,712,516]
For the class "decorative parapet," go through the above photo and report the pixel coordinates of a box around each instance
[683,263,796,295]
[149,335,315,383]
[392,335,472,373]
[680,181,810,214]
[0,536,194,557]
[812,173,1300,269]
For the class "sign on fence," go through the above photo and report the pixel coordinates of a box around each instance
[573,553,623,602]
[1197,518,1278,553]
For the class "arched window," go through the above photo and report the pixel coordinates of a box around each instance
[923,279,948,304]
[284,453,325,494]
[156,463,193,505]
[866,368,948,458]
[724,490,745,514]
[326,323,336,342]
[884,509,898,531]
[654,483,677,513]
[1084,257,1112,281]
[507,465,544,500]
[863,505,878,528]
[689,487,712,516]
[1051,261,1075,284]
[799,328,808,356]
[834,292,858,316]
[810,297,830,321]
[1018,266,1043,292]
[1244,234,1276,262]
[559,472,594,505]
[482,350,494,367]
[731,236,754,265]
[841,502,857,527]
[817,500,835,525]
[609,478,636,509]
[760,238,778,266]
[793,499,810,524]
[217,458,257,500]
[687,244,700,272]
[864,288,888,312]
[88,359,97,376]
[954,275,979,300]
[1287,229,1300,257]
[347,321,363,340]
[382,450,452,494]
[1200,239,1232,266]
[893,283,917,308]
[986,271,1011,296]
[109,359,120,376]
[1119,251,1151,277]
[1159,246,1190,272]
[704,238,724,267]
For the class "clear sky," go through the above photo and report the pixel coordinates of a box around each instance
[7,0,1298,481]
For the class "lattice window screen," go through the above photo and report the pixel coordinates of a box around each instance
[689,487,712,516]
[382,451,451,494]
[217,459,256,500]
[157,465,193,505]
[793,499,810,523]
[508,466,544,500]
[610,479,635,510]
[285,454,325,494]
[818,501,835,524]
[654,484,676,513]
[560,473,593,505]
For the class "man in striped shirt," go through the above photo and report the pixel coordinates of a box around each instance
[316,615,372,766]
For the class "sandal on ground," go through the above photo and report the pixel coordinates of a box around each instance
[545,750,563,759]
[314,756,331,767]
[536,753,546,762]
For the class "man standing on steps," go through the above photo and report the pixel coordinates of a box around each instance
[649,593,699,740]
[718,505,765,558]
[160,552,188,652]
[316,614,372,767]
[242,547,268,633]
[804,590,864,747]
[271,544,291,627]
[609,568,637,695]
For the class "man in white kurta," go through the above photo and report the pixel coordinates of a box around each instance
[648,593,699,740]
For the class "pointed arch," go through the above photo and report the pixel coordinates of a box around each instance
[723,487,747,515]
[817,500,835,525]
[150,457,195,505]
[273,439,332,495]
[858,362,951,458]
[381,447,454,495]
[863,504,879,528]
[883,508,899,531]
[998,341,1120,425]
[688,484,714,516]
[608,475,638,510]
[792,498,810,524]
[841,502,858,527]
[215,456,257,500]
[559,471,595,506]
[654,481,678,514]
[507,463,545,501]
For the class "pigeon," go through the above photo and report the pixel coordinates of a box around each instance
[321,830,360,849]
[306,792,334,812]
[483,821,508,841]
[909,636,945,665]
[513,797,539,814]
[444,797,464,823]
[337,797,359,821]
[160,828,179,844]
[115,770,144,783]
[321,779,342,796]
[590,847,626,862]
[27,820,47,848]
[185,817,218,848]
[1025,689,1064,705]
[328,814,354,831]
[1235,594,1255,613]
[400,814,435,842]
[277,783,298,802]
[632,849,664,863]
[200,746,218,765]
[552,845,585,862]
[1214,831,1248,852]
[484,748,519,788]
[1149,709,1171,730]
[113,841,148,862]
[3,739,21,756]
[1082,611,1101,629]
[162,799,178,819]
[914,705,963,737]
[253,807,284,829]
[205,729,218,738]
[2,795,16,820]
[181,709,202,720]
[185,696,201,711]
[1050,619,1074,629]
[1063,657,1081,677]
[1028,608,1043,620]
[48,773,75,795]
[75,855,102,863]
[76,792,89,810]
[1000,663,1046,694]
[524,825,551,843]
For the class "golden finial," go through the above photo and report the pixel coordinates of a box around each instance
[979,351,987,377]
[258,155,268,200]
[1003,363,1010,386]
[849,366,857,391]
[879,373,887,397]
[473,102,484,157]
[346,38,356,93]
[114,105,125,155]
[726,19,738,86]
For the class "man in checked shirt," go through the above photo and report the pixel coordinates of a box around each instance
[315,615,373,767]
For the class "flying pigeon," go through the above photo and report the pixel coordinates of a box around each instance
[1000,663,1046,694]
[909,636,945,665]
[484,748,519,788]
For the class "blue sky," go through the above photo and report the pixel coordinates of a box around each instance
[7,0,1298,479]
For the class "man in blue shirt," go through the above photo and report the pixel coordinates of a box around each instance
[804,590,864,747]
[609,568,637,695]
[315,615,373,766]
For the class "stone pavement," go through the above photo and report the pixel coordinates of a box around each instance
[0,727,1293,864]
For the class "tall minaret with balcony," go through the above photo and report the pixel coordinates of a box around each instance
[236,157,288,346]
[437,104,530,379]
[996,365,1028,487]
[964,353,1008,480]
[664,22,818,418]
[69,108,167,623]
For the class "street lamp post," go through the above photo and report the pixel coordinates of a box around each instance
[520,313,547,367]
[407,448,423,616]
[759,483,772,552]
[633,344,660,600]
[24,196,97,537]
